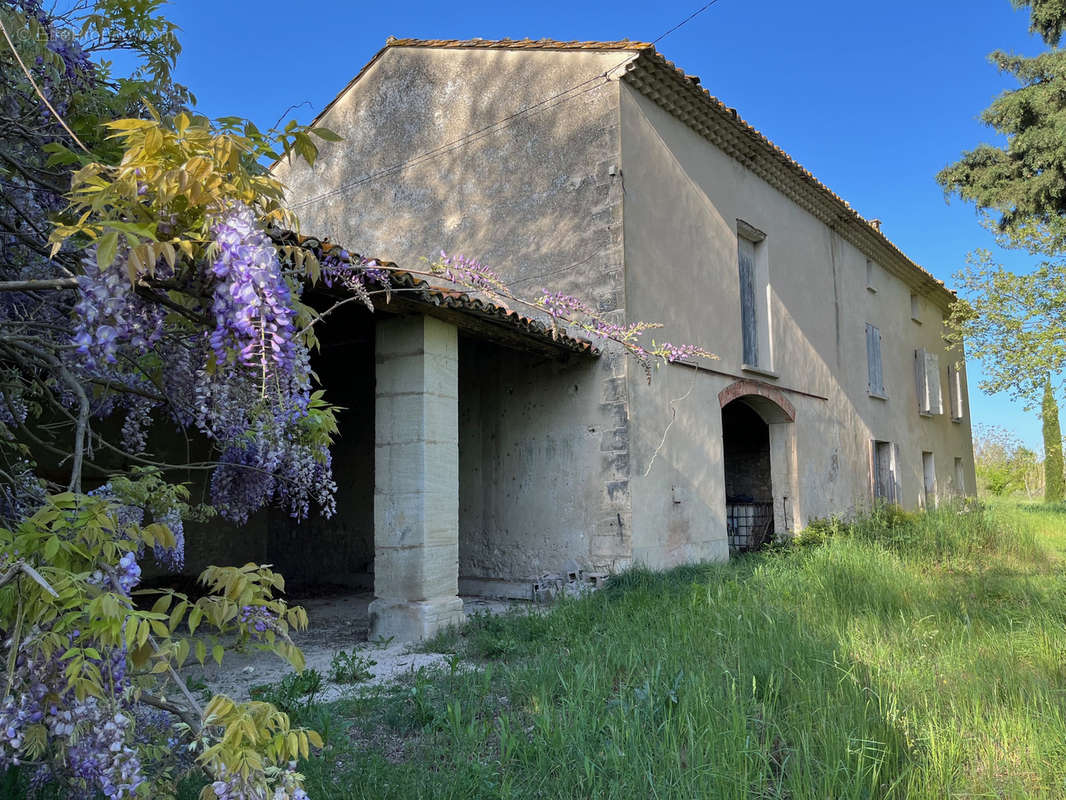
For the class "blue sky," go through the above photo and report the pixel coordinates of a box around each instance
[162,0,1048,448]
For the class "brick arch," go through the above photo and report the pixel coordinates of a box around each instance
[718,380,795,423]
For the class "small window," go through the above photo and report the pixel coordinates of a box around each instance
[866,260,877,293]
[737,221,772,373]
[873,440,901,503]
[738,236,759,367]
[910,293,921,323]
[954,456,966,495]
[914,348,942,415]
[948,363,965,421]
[922,451,937,509]
[866,323,886,398]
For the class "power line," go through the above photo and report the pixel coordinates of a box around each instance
[287,0,726,211]
[288,75,610,211]
[650,0,723,45]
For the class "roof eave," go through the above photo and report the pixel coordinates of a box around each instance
[621,50,956,308]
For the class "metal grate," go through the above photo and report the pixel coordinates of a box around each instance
[727,501,774,553]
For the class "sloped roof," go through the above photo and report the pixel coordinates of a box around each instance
[317,37,952,306]
[271,230,599,356]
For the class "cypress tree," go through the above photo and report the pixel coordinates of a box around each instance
[1042,378,1064,502]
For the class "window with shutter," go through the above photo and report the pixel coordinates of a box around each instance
[866,324,885,397]
[914,348,928,412]
[738,236,758,367]
[926,351,942,414]
[948,364,964,421]
[915,348,943,415]
[892,443,902,503]
[872,440,899,503]
[922,451,937,509]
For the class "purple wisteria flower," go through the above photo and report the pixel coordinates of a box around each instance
[209,203,297,378]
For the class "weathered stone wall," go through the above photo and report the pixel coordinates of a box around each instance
[275,46,634,575]
[457,338,612,585]
[619,80,976,549]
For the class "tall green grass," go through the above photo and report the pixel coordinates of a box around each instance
[200,502,1066,799]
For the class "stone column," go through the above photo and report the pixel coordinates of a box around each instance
[369,315,464,640]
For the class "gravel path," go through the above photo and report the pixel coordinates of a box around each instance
[185,593,519,702]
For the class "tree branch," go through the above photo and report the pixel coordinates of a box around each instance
[0,278,78,292]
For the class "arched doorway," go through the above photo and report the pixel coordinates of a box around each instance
[718,382,796,553]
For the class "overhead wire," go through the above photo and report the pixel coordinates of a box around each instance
[286,0,725,211]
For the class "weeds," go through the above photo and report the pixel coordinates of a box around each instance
[178,502,1066,799]
[327,649,377,684]
[249,668,323,714]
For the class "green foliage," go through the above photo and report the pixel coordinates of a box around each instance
[937,3,1066,254]
[0,488,318,791]
[327,649,376,685]
[196,694,322,800]
[216,503,1066,799]
[1013,0,1066,46]
[939,3,1066,406]
[1041,379,1064,501]
[947,252,1066,401]
[249,669,324,715]
[973,423,1044,497]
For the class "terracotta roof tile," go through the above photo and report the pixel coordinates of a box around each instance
[271,230,599,356]
[381,37,953,302]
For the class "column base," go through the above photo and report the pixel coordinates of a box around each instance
[368,596,465,641]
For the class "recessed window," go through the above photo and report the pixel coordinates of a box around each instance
[914,348,943,416]
[872,440,900,503]
[954,457,966,494]
[737,220,772,374]
[948,363,965,421]
[866,259,877,293]
[866,323,886,398]
[922,451,937,509]
[910,293,921,323]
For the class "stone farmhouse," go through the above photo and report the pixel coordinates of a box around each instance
[258,38,976,640]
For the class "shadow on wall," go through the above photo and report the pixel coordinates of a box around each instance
[280,47,627,304]
[177,294,377,591]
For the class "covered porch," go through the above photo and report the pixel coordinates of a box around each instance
[302,256,598,640]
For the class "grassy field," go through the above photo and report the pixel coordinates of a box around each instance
[247,500,1066,800]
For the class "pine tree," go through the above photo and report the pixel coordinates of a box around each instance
[938,2,1066,254]
[1042,378,1065,502]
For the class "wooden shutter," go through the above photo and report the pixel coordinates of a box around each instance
[949,364,964,420]
[914,348,928,413]
[871,440,879,498]
[738,237,758,366]
[926,352,942,414]
[892,443,902,504]
[866,324,883,395]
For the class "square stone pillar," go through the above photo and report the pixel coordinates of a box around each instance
[369,315,464,640]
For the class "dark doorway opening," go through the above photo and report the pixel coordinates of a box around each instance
[722,399,774,552]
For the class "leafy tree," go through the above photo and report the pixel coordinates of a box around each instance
[0,2,714,796]
[939,0,1066,499]
[973,423,1045,497]
[1042,378,1065,501]
[948,251,1066,402]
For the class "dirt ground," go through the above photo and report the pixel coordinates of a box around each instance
[185,593,521,702]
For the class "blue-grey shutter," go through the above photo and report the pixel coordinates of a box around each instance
[738,238,758,366]
[914,348,928,412]
[866,324,883,394]
[926,352,942,414]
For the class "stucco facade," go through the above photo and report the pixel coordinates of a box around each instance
[271,38,976,637]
